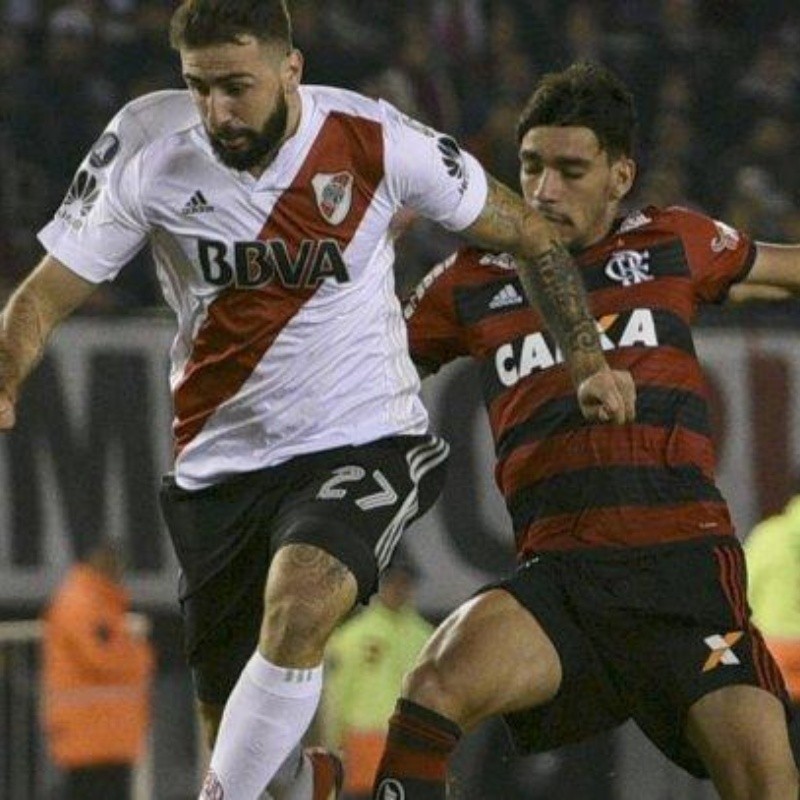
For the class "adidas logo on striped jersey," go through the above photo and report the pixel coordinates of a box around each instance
[181,190,214,215]
[489,283,524,310]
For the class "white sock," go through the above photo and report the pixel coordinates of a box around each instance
[267,745,313,800]
[201,652,323,800]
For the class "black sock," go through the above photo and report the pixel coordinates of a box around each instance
[372,699,461,799]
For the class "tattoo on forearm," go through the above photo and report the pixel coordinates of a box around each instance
[517,243,601,368]
[467,176,602,378]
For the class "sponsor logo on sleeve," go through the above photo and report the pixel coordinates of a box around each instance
[56,169,101,229]
[88,132,120,169]
[436,135,468,195]
[399,113,436,138]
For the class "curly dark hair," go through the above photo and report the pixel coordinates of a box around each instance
[516,62,637,158]
[170,0,292,51]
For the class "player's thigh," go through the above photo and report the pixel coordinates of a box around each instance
[272,434,449,602]
[686,685,797,789]
[407,588,562,729]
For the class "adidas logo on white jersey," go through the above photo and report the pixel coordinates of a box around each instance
[489,283,524,310]
[181,190,214,215]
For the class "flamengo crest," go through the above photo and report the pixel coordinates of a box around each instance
[605,249,653,287]
[312,171,354,225]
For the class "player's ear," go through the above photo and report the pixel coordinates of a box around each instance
[611,157,636,201]
[282,48,304,92]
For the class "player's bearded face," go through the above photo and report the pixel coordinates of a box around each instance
[209,91,288,171]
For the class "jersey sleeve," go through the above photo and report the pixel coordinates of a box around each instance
[403,251,470,373]
[670,207,757,304]
[37,106,151,284]
[381,101,488,232]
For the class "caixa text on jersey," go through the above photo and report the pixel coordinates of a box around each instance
[198,237,350,289]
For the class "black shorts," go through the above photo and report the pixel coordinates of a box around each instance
[489,536,789,777]
[159,434,448,704]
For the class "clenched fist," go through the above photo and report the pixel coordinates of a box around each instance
[577,367,636,425]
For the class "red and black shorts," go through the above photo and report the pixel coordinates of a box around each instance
[489,536,789,777]
[159,434,448,704]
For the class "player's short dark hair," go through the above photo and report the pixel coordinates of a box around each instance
[170,0,292,51]
[516,62,637,159]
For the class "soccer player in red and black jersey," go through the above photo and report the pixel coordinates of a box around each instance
[372,62,800,800]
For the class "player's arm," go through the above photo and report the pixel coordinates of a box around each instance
[0,255,97,429]
[463,175,635,423]
[729,242,800,301]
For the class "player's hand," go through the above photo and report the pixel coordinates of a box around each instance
[577,367,635,424]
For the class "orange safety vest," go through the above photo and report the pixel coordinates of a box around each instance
[41,564,155,768]
[765,637,800,702]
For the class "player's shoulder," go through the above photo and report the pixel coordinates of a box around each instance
[303,84,384,123]
[101,90,200,158]
[304,84,437,140]
[626,204,715,235]
[633,205,747,255]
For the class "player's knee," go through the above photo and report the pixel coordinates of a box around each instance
[260,592,334,665]
[261,543,357,665]
[746,761,799,800]
[402,658,468,724]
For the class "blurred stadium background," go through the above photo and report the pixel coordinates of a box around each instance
[2,1,800,798]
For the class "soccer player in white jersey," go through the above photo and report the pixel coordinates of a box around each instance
[0,2,635,799]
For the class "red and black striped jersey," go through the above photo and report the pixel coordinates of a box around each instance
[404,206,757,556]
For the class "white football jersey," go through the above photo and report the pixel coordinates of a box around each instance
[39,86,488,489]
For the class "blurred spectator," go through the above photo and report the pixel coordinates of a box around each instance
[722,166,795,242]
[41,538,155,800]
[561,1,605,63]
[102,0,181,98]
[734,36,800,123]
[322,553,433,800]
[430,0,487,70]
[14,4,119,197]
[391,10,461,132]
[745,496,800,703]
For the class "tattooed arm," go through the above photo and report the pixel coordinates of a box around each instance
[464,176,635,422]
[0,255,97,429]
